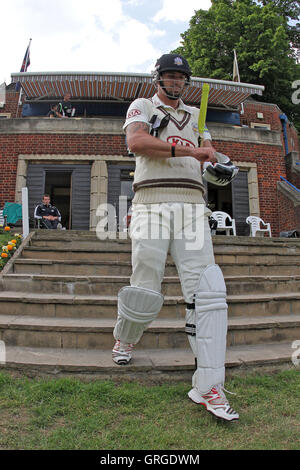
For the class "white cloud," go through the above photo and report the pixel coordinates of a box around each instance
[0,0,167,82]
[0,0,210,82]
[153,0,211,23]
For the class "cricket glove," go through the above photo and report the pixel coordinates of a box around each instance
[202,152,239,186]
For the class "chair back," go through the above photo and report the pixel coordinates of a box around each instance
[211,211,232,227]
[0,210,6,227]
[246,216,262,230]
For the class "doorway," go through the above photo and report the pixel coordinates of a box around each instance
[207,183,233,216]
[44,171,72,229]
[206,170,250,235]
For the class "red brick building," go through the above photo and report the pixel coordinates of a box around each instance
[0,72,299,235]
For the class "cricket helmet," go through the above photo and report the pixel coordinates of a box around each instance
[154,54,192,80]
[153,54,192,99]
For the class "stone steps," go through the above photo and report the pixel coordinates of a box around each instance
[13,257,300,277]
[0,313,299,350]
[30,232,300,254]
[0,290,299,318]
[21,245,300,266]
[0,231,299,378]
[1,273,300,297]
[2,342,295,379]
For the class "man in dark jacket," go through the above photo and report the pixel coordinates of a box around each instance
[57,93,75,117]
[34,194,62,229]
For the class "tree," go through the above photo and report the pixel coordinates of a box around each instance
[172,0,300,132]
[258,0,300,54]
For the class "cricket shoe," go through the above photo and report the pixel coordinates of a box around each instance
[112,340,135,365]
[188,384,239,421]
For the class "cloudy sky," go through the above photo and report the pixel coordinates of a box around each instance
[1,0,212,84]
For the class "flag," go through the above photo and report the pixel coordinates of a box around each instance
[16,39,31,92]
[233,49,240,82]
[20,45,31,72]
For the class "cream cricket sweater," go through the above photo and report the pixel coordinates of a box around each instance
[123,94,212,205]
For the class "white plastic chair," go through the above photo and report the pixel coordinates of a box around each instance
[211,211,236,236]
[0,210,7,227]
[122,206,132,232]
[246,216,272,237]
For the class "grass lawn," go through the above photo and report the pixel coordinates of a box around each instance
[0,368,299,450]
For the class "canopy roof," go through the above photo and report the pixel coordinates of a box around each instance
[11,71,264,108]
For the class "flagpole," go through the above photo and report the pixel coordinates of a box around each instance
[233,49,244,115]
[17,38,32,117]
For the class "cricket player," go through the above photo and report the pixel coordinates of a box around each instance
[112,53,239,421]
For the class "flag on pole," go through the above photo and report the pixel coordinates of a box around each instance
[233,49,240,82]
[16,39,32,92]
[20,44,31,72]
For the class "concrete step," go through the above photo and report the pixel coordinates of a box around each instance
[22,247,132,262]
[13,257,300,277]
[0,342,295,379]
[2,273,300,297]
[21,246,300,267]
[0,291,185,319]
[13,259,139,276]
[30,232,300,255]
[0,314,299,350]
[0,289,300,318]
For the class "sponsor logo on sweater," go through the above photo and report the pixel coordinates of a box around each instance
[127,109,141,119]
[167,136,195,147]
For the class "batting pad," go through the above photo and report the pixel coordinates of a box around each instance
[193,264,228,394]
[113,286,164,344]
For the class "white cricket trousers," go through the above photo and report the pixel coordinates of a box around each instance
[113,202,228,390]
[128,203,215,299]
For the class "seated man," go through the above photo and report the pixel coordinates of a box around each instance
[57,93,75,118]
[34,194,62,229]
[47,104,63,118]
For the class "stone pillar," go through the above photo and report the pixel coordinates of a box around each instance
[15,158,28,203]
[90,160,108,231]
[248,166,260,216]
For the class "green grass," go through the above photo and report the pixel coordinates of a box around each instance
[0,369,299,450]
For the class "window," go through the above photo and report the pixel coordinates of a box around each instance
[250,122,271,130]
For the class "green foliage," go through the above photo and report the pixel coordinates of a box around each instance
[0,230,23,270]
[172,0,300,132]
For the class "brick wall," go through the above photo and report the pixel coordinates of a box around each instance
[288,124,300,154]
[242,101,282,131]
[0,90,20,117]
[0,92,299,236]
[242,101,300,156]
[0,131,290,236]
[277,191,300,232]
[0,133,127,208]
[212,139,287,235]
